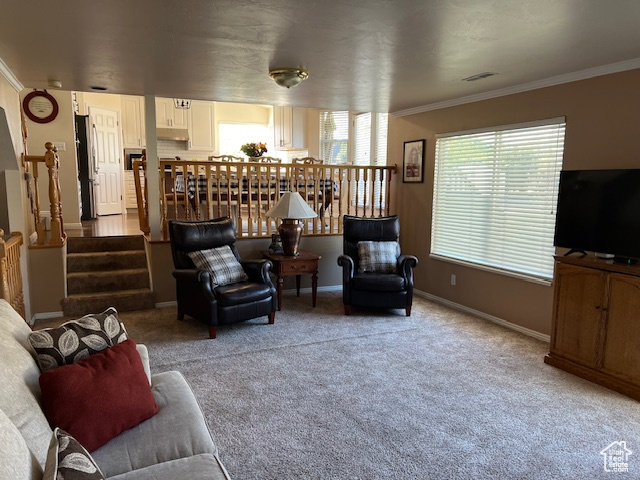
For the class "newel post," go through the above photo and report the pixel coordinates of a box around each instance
[44,142,64,246]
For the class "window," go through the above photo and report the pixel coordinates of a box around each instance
[319,111,349,163]
[354,112,389,206]
[218,123,270,157]
[431,118,566,281]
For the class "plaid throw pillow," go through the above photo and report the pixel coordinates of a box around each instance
[357,241,400,273]
[188,245,249,286]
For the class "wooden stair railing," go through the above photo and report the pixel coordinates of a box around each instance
[22,143,66,246]
[0,229,25,318]
[133,157,397,240]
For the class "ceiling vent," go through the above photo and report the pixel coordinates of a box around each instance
[462,72,498,82]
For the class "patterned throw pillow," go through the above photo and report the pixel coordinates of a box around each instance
[188,245,249,286]
[357,241,400,273]
[43,428,105,480]
[28,307,128,372]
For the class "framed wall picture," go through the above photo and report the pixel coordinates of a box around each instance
[403,139,425,183]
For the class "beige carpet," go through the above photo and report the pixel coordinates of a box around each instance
[37,293,640,479]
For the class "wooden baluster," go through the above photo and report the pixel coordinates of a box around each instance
[206,164,213,220]
[160,163,168,239]
[133,156,149,235]
[0,230,26,319]
[369,167,376,218]
[44,143,64,246]
[31,161,45,244]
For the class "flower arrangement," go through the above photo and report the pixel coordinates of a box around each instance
[240,142,268,157]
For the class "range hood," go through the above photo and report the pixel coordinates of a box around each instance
[157,128,189,141]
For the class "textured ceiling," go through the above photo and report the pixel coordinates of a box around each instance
[1,0,640,113]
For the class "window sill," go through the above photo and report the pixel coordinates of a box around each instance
[429,253,553,287]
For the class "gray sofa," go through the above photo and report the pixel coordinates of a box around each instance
[0,299,231,480]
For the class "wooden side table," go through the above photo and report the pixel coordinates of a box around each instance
[262,250,320,311]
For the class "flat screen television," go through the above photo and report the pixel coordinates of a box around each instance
[554,169,640,260]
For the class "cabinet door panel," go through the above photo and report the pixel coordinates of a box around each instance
[551,264,606,367]
[602,274,640,382]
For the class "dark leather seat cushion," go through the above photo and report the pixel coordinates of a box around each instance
[352,273,406,292]
[215,282,272,307]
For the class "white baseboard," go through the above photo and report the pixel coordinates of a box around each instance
[65,223,84,230]
[414,289,550,343]
[30,311,64,326]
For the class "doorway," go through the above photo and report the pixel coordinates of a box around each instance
[88,106,123,216]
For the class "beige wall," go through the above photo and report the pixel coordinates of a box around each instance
[215,102,272,125]
[388,68,640,335]
[0,73,33,318]
[20,89,81,227]
[149,235,343,303]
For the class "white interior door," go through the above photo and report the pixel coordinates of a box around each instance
[90,106,123,215]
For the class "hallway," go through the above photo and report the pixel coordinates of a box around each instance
[67,213,142,238]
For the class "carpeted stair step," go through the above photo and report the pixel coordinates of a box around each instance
[67,268,150,295]
[67,235,145,254]
[67,250,148,273]
[62,289,156,317]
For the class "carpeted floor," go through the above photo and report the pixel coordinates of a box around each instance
[38,292,640,479]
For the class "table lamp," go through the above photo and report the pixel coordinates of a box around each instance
[266,191,318,256]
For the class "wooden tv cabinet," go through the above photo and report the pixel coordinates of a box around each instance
[545,255,640,401]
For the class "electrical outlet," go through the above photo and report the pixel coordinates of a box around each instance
[450,274,457,286]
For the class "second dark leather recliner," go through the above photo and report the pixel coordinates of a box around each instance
[337,215,418,316]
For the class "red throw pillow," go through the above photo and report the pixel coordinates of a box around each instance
[39,339,158,452]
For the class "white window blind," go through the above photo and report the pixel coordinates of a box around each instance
[319,111,349,163]
[431,118,566,280]
[354,112,388,206]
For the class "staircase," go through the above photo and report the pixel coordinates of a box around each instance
[62,236,156,316]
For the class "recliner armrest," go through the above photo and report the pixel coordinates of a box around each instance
[397,255,418,283]
[337,254,355,279]
[241,259,274,286]
[173,268,211,284]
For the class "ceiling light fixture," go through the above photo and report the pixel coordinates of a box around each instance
[269,68,309,89]
[173,99,191,109]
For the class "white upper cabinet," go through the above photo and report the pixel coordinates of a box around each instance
[188,101,216,151]
[121,96,145,148]
[155,97,189,129]
[274,106,307,149]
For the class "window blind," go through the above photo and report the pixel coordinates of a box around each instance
[353,112,388,206]
[319,111,349,163]
[431,118,566,280]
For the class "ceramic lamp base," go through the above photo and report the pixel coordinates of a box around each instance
[278,219,302,256]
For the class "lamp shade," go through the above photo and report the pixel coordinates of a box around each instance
[266,192,318,219]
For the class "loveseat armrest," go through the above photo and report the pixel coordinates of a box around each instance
[397,255,418,283]
[136,344,152,385]
[241,259,274,286]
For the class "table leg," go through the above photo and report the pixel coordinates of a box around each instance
[312,272,318,307]
[277,275,284,311]
[296,275,301,297]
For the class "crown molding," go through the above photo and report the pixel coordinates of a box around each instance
[392,57,640,117]
[0,58,24,92]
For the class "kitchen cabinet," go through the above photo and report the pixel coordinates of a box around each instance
[188,100,215,151]
[121,96,146,148]
[545,255,640,401]
[274,106,306,149]
[123,170,143,210]
[155,97,189,129]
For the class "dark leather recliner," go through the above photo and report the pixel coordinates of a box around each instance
[169,218,277,338]
[337,215,418,316]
